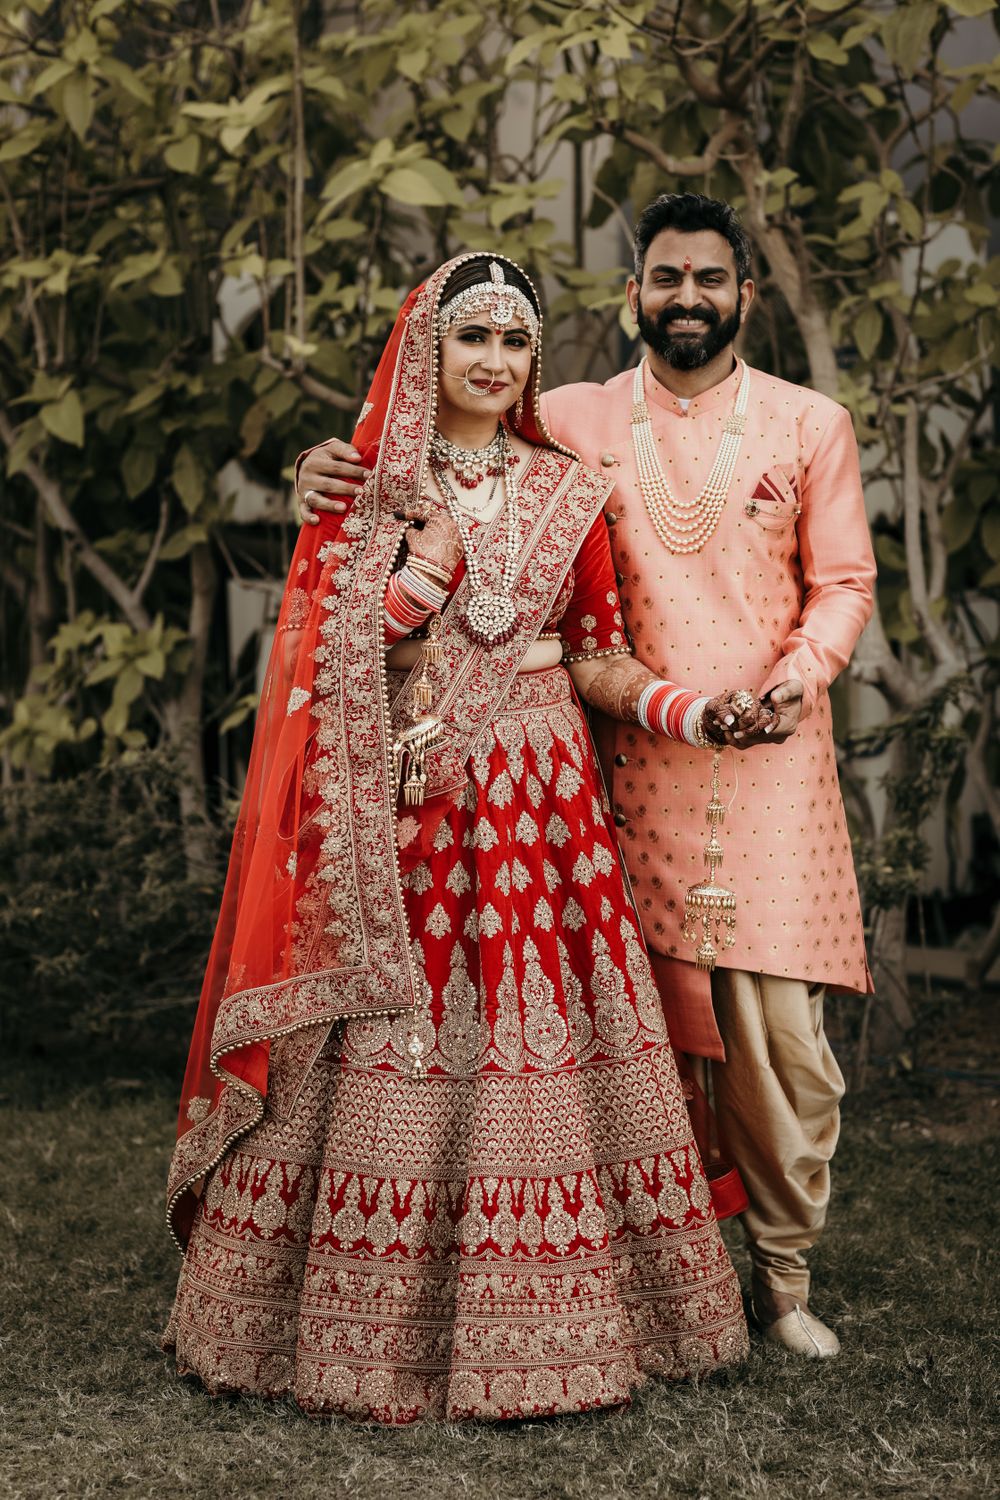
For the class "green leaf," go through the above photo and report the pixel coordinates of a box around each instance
[396,48,429,81]
[382,161,462,208]
[159,522,209,561]
[854,304,883,360]
[875,533,908,571]
[858,82,887,107]
[96,56,154,106]
[977,562,1000,589]
[121,443,156,499]
[881,2,939,79]
[0,119,49,161]
[982,508,1000,561]
[965,280,1000,306]
[806,33,850,65]
[220,692,259,735]
[942,493,978,550]
[320,157,376,207]
[598,24,633,60]
[61,71,95,142]
[108,251,164,290]
[319,216,365,242]
[39,389,84,447]
[505,29,558,73]
[946,0,995,14]
[147,260,184,297]
[135,648,167,679]
[164,133,201,174]
[171,445,205,515]
[896,199,924,240]
[31,59,75,96]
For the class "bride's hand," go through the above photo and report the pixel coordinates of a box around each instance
[702,689,778,748]
[405,506,464,582]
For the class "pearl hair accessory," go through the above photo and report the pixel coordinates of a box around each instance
[630,356,751,555]
[436,261,540,348]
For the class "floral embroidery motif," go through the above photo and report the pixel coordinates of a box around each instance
[286,686,311,715]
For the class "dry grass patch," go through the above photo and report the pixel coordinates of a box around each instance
[1,1042,997,1500]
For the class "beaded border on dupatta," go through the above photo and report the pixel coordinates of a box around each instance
[166,256,611,1249]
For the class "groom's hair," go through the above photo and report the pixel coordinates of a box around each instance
[633,194,752,285]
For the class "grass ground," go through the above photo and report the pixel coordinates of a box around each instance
[1,994,997,1500]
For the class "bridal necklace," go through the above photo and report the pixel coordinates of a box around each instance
[430,425,521,647]
[631,356,751,555]
[429,426,518,490]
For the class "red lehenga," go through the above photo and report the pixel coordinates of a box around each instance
[164,255,748,1423]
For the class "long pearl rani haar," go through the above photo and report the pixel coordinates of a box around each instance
[430,425,522,647]
[631,356,751,555]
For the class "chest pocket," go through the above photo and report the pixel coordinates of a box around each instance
[744,465,801,532]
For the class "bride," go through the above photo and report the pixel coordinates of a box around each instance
[164,253,767,1423]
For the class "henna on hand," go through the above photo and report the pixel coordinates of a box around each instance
[582,659,654,723]
[702,688,778,747]
[405,507,464,581]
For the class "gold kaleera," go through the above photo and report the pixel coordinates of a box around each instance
[392,613,444,808]
[682,748,737,971]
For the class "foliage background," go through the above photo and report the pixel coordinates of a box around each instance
[0,0,998,1050]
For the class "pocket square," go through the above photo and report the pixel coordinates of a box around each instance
[751,466,798,506]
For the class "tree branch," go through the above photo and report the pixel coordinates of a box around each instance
[0,410,151,633]
[257,349,358,411]
[594,113,743,178]
[133,496,170,606]
[897,399,962,675]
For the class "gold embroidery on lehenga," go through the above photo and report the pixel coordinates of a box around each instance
[168,670,749,1419]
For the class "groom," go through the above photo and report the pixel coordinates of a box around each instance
[294,193,877,1358]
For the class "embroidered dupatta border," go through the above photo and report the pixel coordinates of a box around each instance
[166,257,612,1249]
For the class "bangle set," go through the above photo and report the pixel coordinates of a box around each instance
[637,683,712,747]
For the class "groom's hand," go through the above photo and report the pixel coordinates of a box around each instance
[757,679,804,743]
[297,439,369,525]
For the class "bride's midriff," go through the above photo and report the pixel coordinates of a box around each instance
[385,637,564,674]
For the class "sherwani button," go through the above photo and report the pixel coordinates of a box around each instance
[606,512,618,526]
[615,754,628,767]
[615,571,625,584]
[601,452,616,466]
[613,812,627,827]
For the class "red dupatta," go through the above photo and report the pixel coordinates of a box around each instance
[166,255,612,1247]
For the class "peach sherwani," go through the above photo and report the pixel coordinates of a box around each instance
[542,360,876,1056]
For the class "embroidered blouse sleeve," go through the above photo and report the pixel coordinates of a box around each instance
[560,514,631,663]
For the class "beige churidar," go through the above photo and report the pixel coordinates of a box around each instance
[709,967,845,1302]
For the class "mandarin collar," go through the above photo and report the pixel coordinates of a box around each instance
[643,355,744,418]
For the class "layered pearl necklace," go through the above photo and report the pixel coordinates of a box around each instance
[631,357,751,555]
[430,425,522,647]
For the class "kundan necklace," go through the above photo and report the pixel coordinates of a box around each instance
[429,426,518,490]
[431,426,521,646]
[631,356,751,555]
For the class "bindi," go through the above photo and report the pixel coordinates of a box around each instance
[683,256,692,272]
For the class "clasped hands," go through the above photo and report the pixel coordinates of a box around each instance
[702,680,804,747]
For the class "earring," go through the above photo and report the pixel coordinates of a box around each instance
[513,395,524,425]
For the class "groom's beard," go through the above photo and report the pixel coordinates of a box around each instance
[636,295,742,371]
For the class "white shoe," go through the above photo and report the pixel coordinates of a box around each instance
[754,1302,841,1359]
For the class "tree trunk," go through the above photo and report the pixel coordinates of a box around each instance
[28,501,56,680]
[162,541,218,883]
